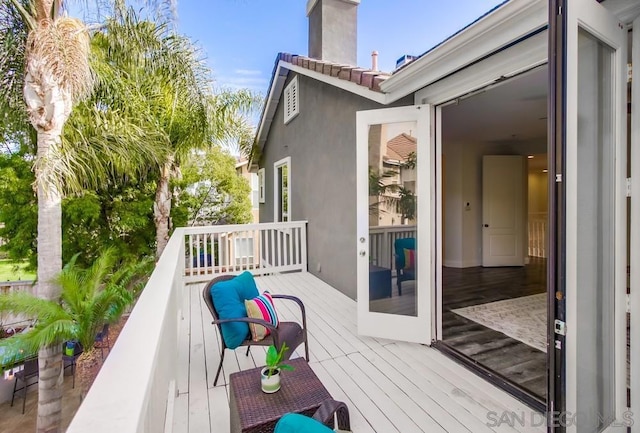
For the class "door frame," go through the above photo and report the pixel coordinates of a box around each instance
[355,105,432,344]
[558,0,629,431]
[415,13,553,411]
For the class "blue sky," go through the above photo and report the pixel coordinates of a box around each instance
[175,0,506,94]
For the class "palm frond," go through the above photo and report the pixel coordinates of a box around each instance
[0,291,64,320]
[0,0,31,139]
[25,16,94,101]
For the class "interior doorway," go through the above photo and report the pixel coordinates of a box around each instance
[436,66,549,406]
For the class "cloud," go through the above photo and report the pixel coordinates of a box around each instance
[216,75,269,91]
[234,69,262,76]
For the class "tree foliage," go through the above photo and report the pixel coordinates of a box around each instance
[172,147,252,227]
[0,248,152,362]
[0,151,157,269]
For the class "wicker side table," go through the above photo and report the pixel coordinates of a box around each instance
[229,358,333,433]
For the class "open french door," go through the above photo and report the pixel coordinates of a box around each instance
[552,0,628,431]
[356,105,432,343]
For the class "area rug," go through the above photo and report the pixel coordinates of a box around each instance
[452,293,547,352]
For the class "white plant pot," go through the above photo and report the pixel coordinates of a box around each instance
[260,367,281,393]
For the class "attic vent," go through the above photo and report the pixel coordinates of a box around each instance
[284,76,299,124]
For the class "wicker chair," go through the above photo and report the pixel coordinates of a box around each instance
[394,237,416,296]
[203,275,309,386]
[275,399,352,432]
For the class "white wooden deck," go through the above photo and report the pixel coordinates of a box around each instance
[172,272,546,433]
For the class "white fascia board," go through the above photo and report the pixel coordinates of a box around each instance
[255,64,288,151]
[382,0,547,100]
[414,29,547,106]
[285,62,387,104]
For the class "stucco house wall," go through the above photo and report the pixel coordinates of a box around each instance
[259,72,412,299]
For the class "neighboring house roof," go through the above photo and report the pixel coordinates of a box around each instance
[386,133,416,161]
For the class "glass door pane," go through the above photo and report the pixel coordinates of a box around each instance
[368,121,418,316]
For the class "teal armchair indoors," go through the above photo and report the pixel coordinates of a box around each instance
[394,237,416,296]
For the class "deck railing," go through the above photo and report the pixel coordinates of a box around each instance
[184,221,308,283]
[528,212,547,258]
[66,221,307,433]
[369,225,416,270]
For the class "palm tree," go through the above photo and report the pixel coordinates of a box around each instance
[0,248,150,369]
[0,2,168,431]
[95,8,261,257]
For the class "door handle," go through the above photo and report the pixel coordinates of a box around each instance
[484,224,489,228]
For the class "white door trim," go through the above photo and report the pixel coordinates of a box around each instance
[630,14,640,433]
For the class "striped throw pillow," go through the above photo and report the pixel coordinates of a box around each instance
[244,292,279,342]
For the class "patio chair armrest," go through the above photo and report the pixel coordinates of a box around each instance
[271,294,307,330]
[312,399,351,431]
[213,317,278,334]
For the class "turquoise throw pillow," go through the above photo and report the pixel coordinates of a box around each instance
[274,413,334,433]
[234,271,259,300]
[210,278,249,349]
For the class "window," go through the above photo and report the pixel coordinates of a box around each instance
[283,76,299,124]
[274,157,291,222]
[258,168,265,203]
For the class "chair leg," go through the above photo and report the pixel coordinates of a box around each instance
[10,376,17,407]
[22,379,27,414]
[213,350,225,386]
[245,346,250,356]
[71,361,76,389]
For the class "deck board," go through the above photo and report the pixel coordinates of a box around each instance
[174,272,545,433]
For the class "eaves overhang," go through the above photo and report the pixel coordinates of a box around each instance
[380,0,547,98]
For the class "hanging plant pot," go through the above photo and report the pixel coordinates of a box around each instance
[260,367,281,393]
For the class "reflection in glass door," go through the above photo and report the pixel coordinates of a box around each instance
[356,105,430,344]
[367,121,418,316]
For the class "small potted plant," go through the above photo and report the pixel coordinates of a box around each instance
[261,343,294,393]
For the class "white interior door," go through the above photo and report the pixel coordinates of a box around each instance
[563,0,627,431]
[356,105,432,343]
[482,155,526,267]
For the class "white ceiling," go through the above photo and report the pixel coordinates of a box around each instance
[441,66,548,146]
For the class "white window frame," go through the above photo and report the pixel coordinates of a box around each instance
[273,157,291,222]
[258,168,265,203]
[283,76,299,124]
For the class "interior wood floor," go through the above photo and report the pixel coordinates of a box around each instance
[442,258,547,399]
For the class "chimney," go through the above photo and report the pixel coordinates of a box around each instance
[307,0,360,65]
[371,50,378,71]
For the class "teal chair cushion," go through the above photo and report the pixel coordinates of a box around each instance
[210,272,259,349]
[394,237,416,269]
[234,271,259,300]
[274,413,333,433]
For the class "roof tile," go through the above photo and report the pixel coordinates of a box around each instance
[278,52,390,93]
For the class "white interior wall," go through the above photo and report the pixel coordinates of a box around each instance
[528,171,548,213]
[443,139,546,268]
